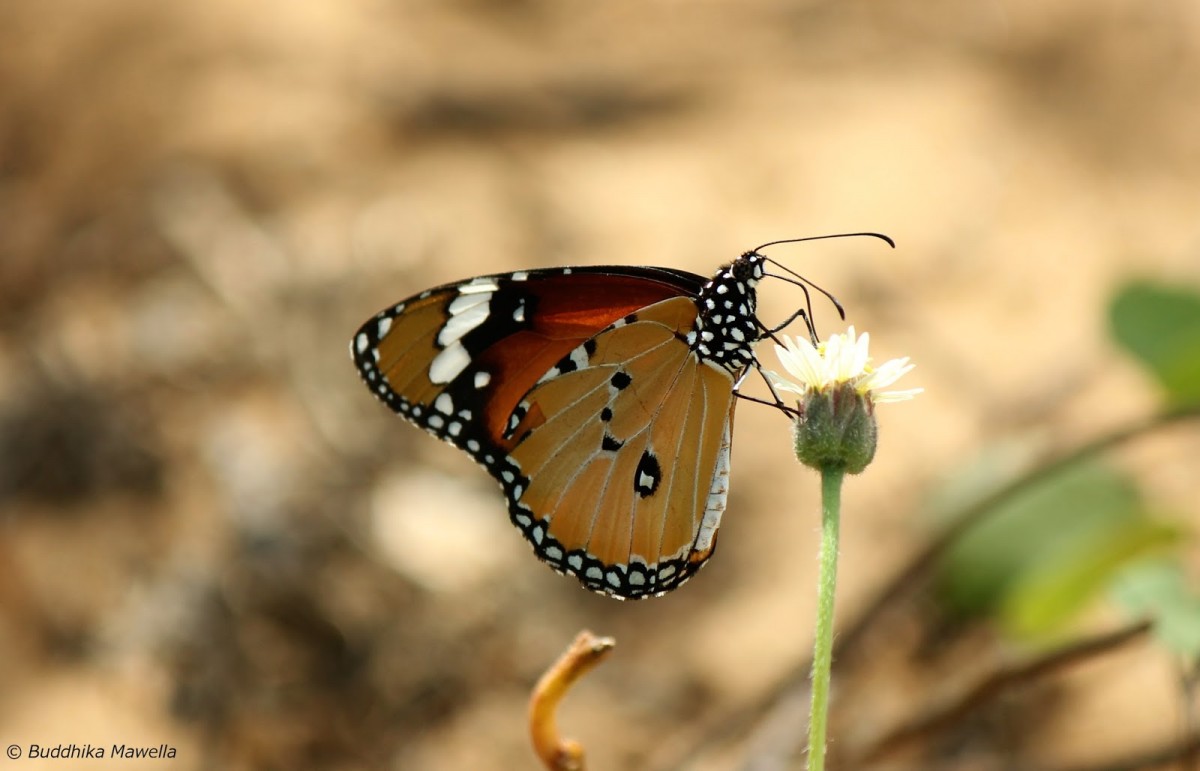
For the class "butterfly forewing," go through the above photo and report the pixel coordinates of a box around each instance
[352,267,705,454]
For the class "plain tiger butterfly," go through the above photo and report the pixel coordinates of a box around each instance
[351,234,892,599]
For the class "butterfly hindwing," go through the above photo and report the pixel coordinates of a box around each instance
[500,297,738,598]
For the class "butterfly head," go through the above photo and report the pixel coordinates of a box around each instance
[732,250,769,284]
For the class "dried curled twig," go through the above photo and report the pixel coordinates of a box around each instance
[529,630,617,771]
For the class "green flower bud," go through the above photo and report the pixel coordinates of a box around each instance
[792,382,878,474]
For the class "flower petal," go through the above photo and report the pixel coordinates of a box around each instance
[766,328,919,407]
[763,368,809,396]
[774,338,827,389]
[873,387,924,403]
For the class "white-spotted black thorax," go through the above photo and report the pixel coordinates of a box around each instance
[688,251,765,374]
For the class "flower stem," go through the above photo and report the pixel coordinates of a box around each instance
[808,466,844,771]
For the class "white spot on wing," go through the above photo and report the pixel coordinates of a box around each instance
[438,294,492,346]
[377,317,393,337]
[355,333,369,354]
[447,292,490,315]
[434,393,455,414]
[430,341,470,384]
[511,271,529,281]
[474,371,491,389]
[459,279,500,294]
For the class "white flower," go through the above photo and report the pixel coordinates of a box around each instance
[764,327,921,473]
[765,327,922,405]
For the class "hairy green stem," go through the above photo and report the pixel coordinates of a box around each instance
[808,466,844,770]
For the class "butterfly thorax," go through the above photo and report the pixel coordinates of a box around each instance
[687,251,764,374]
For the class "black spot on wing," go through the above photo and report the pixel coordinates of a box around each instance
[610,371,632,390]
[634,449,661,498]
[555,350,579,374]
[602,433,624,452]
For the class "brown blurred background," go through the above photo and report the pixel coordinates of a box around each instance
[1,1,1198,769]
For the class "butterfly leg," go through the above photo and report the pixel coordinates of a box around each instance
[734,389,801,418]
[733,363,801,419]
[760,308,819,344]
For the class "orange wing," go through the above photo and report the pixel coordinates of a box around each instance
[352,268,706,460]
[502,296,738,598]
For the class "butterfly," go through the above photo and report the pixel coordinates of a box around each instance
[351,235,890,599]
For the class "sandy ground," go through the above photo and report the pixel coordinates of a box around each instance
[1,1,1198,769]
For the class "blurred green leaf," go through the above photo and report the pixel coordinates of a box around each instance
[1113,560,1200,659]
[1002,518,1183,638]
[1109,281,1200,404]
[935,462,1143,621]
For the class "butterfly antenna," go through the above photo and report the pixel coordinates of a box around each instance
[763,261,845,321]
[752,231,891,339]
[752,232,895,252]
[754,231,891,322]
